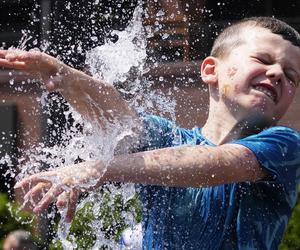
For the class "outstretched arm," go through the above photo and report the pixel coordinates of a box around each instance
[15,143,266,221]
[104,143,267,187]
[0,49,138,126]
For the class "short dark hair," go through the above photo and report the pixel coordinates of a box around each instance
[210,16,300,58]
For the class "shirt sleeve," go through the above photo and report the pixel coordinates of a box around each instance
[138,115,176,150]
[233,126,300,194]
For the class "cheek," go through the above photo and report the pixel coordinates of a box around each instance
[283,89,296,109]
[226,66,238,78]
[221,83,243,98]
[282,84,296,104]
[220,67,239,97]
[222,84,231,97]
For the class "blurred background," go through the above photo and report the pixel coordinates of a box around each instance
[0,0,300,248]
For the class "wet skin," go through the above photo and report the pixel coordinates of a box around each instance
[217,27,300,122]
[201,27,300,144]
[1,27,299,222]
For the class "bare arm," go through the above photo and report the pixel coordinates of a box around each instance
[56,66,137,125]
[104,143,267,187]
[0,49,138,125]
[15,143,267,222]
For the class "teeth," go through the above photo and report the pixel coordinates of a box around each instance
[254,86,276,102]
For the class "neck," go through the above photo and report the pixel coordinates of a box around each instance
[202,104,270,145]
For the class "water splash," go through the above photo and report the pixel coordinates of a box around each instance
[86,6,147,85]
[2,4,177,249]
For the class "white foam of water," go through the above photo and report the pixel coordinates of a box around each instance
[2,4,178,249]
[86,6,147,85]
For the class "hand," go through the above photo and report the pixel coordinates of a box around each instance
[0,49,69,92]
[14,160,104,222]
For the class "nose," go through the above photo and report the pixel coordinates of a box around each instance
[265,63,284,84]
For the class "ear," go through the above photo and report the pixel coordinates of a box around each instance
[200,56,218,85]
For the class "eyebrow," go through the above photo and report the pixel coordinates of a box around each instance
[256,51,300,80]
[256,52,272,58]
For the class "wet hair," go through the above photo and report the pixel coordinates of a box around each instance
[210,16,300,58]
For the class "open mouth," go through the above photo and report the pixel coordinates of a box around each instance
[253,84,278,103]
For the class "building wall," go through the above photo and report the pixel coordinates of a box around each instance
[1,0,300,155]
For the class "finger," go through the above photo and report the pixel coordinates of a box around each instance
[56,191,69,209]
[4,49,37,62]
[23,182,51,202]
[5,51,24,61]
[20,182,50,213]
[0,50,45,73]
[15,179,37,194]
[56,190,79,223]
[0,49,22,59]
[14,172,53,190]
[0,50,9,58]
[0,49,39,61]
[0,59,26,70]
[65,190,79,223]
[33,184,64,214]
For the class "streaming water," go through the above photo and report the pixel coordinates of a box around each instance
[3,2,299,250]
[2,3,177,250]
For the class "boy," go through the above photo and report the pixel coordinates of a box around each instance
[1,16,300,249]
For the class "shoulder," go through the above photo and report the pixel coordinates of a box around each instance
[234,125,300,162]
[233,126,300,191]
[256,125,299,139]
[142,115,176,139]
[234,126,300,157]
[139,115,176,150]
[140,115,203,149]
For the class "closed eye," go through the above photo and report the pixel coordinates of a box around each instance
[253,56,272,65]
[285,69,300,88]
[285,73,299,88]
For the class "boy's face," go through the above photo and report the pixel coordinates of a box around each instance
[211,27,300,125]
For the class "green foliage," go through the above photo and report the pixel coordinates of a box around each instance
[50,190,142,249]
[0,192,35,248]
[50,186,300,250]
[280,185,300,249]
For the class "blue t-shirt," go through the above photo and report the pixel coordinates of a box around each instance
[138,115,300,250]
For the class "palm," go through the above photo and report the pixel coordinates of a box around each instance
[14,161,103,222]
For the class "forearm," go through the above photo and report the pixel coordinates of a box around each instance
[102,144,266,187]
[0,49,137,125]
[59,66,137,124]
